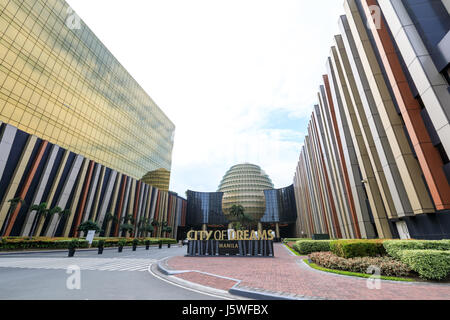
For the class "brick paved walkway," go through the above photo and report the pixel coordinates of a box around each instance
[167,243,450,300]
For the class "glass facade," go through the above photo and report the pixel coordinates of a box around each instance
[186,191,227,227]
[141,168,171,191]
[0,0,175,180]
[261,185,297,224]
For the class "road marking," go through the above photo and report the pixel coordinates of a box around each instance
[147,263,232,300]
[0,258,157,272]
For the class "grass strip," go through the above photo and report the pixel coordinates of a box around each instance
[303,259,415,282]
[284,243,302,256]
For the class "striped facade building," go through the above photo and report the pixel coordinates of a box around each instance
[0,0,186,238]
[294,0,450,240]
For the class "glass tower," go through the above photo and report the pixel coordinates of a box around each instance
[0,0,175,180]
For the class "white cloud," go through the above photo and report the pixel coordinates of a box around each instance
[66,0,344,195]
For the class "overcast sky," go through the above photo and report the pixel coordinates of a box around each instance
[66,0,345,196]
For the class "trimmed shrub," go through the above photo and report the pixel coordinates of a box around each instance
[398,250,450,280]
[383,240,450,260]
[330,239,386,258]
[293,240,331,255]
[309,251,411,277]
[0,237,177,251]
[283,238,310,244]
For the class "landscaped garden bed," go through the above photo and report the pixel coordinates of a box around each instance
[289,239,450,282]
[0,236,177,251]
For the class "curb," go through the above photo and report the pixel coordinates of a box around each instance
[156,258,312,300]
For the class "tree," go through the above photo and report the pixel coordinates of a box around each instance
[122,214,135,225]
[47,206,62,220]
[119,223,134,235]
[77,220,101,236]
[137,218,153,237]
[143,224,154,237]
[28,202,48,238]
[229,205,255,230]
[162,226,172,237]
[104,213,118,237]
[55,209,71,235]
[121,214,135,237]
[240,213,256,229]
[229,205,245,221]
[151,219,160,227]
[1,197,25,236]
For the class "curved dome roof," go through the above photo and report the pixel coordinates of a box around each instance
[218,163,274,222]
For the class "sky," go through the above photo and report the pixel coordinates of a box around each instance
[66,0,345,196]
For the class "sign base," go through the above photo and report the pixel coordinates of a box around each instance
[187,240,274,257]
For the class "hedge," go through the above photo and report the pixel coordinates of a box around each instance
[383,240,450,260]
[282,238,310,244]
[293,240,331,255]
[0,237,177,251]
[309,251,411,277]
[398,250,450,280]
[330,240,386,258]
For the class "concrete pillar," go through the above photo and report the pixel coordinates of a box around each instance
[275,223,280,239]
[202,224,207,231]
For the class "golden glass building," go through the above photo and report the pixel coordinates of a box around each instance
[0,0,174,179]
[141,168,171,192]
[0,0,184,238]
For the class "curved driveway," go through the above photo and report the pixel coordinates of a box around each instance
[0,246,222,300]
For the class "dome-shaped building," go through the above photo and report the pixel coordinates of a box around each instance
[218,163,274,222]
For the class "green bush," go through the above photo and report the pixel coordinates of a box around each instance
[330,240,386,258]
[383,240,450,260]
[283,238,310,244]
[399,250,450,280]
[293,240,331,255]
[0,237,177,251]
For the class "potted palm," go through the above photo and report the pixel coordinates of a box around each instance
[77,220,102,237]
[118,239,126,252]
[98,240,105,254]
[145,239,150,250]
[68,239,79,257]
[132,238,139,251]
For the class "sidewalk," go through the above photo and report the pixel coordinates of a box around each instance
[163,243,450,300]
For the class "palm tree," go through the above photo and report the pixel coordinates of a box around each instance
[1,197,25,236]
[28,202,48,238]
[143,224,154,237]
[54,209,71,236]
[121,214,135,237]
[229,205,245,220]
[137,218,150,237]
[104,213,118,237]
[240,213,255,229]
[78,220,101,236]
[43,206,61,236]
[162,226,173,238]
[228,205,255,230]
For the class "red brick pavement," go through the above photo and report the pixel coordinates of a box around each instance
[168,243,450,300]
[176,272,238,291]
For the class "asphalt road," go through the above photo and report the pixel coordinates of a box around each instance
[0,245,222,300]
